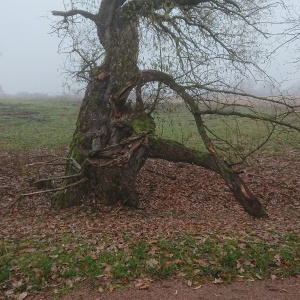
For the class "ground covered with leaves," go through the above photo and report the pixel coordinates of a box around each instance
[0,148,299,299]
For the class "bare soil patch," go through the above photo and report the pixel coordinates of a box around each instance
[61,276,300,300]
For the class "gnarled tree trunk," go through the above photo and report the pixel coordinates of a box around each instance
[53,0,268,218]
[55,0,144,207]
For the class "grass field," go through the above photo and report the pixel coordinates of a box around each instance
[1,231,299,296]
[0,98,299,156]
[155,102,300,156]
[0,99,79,151]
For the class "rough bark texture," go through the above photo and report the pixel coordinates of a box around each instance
[54,0,143,207]
[52,0,268,218]
[148,137,267,217]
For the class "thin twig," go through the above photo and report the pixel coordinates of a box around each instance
[6,178,88,210]
[20,178,88,197]
[26,157,69,167]
[34,173,82,185]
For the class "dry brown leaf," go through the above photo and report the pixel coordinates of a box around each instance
[18,292,28,300]
[193,285,202,290]
[135,283,150,290]
[146,258,159,268]
[194,258,206,266]
[104,265,112,273]
[18,248,36,253]
[214,278,224,284]
[274,254,281,266]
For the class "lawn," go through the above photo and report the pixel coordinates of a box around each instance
[0,99,79,151]
[0,98,299,156]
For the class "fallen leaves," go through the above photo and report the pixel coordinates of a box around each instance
[214,277,224,284]
[134,277,153,290]
[134,282,150,290]
[187,280,193,287]
[0,149,299,298]
[4,291,28,300]
[18,292,28,300]
[146,259,159,268]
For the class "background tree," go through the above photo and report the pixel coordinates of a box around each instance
[51,0,300,218]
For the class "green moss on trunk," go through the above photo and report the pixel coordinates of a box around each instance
[131,114,156,134]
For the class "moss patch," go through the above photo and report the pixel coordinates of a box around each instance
[131,115,156,134]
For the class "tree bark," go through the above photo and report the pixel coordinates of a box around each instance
[52,1,268,218]
[112,70,268,218]
[54,0,143,207]
[148,137,267,218]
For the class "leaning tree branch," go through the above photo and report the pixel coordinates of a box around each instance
[115,70,272,217]
[148,136,220,173]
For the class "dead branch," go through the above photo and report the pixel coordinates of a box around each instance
[26,157,68,167]
[21,178,88,197]
[33,173,83,185]
[6,178,88,210]
[26,156,82,170]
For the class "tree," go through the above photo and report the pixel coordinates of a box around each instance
[51,0,300,218]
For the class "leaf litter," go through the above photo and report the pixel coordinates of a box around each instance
[0,148,299,299]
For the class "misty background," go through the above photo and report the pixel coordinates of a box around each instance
[0,0,65,96]
[0,0,299,97]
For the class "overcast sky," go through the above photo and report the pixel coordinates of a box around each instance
[0,0,299,95]
[0,0,65,94]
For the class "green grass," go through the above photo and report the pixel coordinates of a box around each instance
[155,103,300,157]
[1,234,299,294]
[0,98,299,157]
[0,98,80,151]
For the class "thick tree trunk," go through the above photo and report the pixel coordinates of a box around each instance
[55,72,267,217]
[54,0,143,208]
[55,76,152,207]
[52,1,267,218]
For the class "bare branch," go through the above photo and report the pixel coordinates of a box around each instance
[6,178,88,210]
[52,9,97,23]
[33,173,82,186]
[21,178,88,196]
[115,70,300,133]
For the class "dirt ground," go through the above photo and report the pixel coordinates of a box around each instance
[0,148,299,299]
[25,276,300,300]
[65,276,300,300]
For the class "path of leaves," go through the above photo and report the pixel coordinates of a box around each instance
[0,148,299,243]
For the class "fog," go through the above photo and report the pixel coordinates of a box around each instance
[0,0,65,95]
[0,0,299,96]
